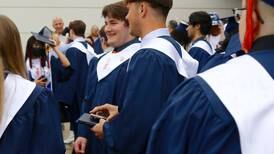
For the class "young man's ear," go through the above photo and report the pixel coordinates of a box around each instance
[138,2,147,17]
[194,24,201,31]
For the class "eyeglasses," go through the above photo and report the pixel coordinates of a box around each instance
[233,8,246,21]
[232,7,264,24]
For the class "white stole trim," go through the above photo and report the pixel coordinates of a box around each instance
[97,43,140,81]
[70,41,97,64]
[199,55,274,154]
[0,74,36,138]
[191,40,215,55]
[141,37,198,78]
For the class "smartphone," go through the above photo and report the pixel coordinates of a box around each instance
[77,113,106,127]
[38,76,47,82]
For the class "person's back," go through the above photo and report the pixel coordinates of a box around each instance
[53,20,97,138]
[0,15,64,154]
[147,0,274,153]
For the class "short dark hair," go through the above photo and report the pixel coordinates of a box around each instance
[102,1,129,25]
[168,20,178,29]
[69,20,86,37]
[124,0,173,17]
[189,11,212,35]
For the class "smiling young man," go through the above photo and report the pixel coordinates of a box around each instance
[89,0,198,153]
[146,0,274,153]
[74,2,140,154]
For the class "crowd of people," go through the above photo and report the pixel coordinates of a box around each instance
[0,0,274,153]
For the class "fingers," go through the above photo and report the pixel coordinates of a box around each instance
[74,138,86,154]
[90,104,111,114]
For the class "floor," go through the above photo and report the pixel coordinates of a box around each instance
[63,123,73,154]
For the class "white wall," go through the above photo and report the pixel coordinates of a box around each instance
[0,0,241,51]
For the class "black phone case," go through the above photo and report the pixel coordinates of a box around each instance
[77,113,102,127]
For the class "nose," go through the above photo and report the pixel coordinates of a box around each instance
[104,24,111,32]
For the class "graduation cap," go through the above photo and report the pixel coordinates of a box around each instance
[222,16,239,36]
[31,26,55,45]
[263,0,274,6]
[175,20,188,33]
[208,12,221,26]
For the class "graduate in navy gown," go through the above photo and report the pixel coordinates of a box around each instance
[89,0,198,153]
[0,15,64,154]
[187,11,215,72]
[200,16,244,72]
[74,2,141,153]
[52,20,97,138]
[147,0,274,153]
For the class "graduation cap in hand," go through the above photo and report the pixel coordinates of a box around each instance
[31,26,55,45]
[175,20,188,33]
[262,0,274,7]
[208,12,221,26]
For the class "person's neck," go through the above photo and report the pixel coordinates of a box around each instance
[72,36,83,41]
[192,33,205,42]
[140,21,166,39]
[255,23,274,41]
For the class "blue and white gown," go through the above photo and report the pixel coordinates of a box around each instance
[0,73,65,153]
[78,38,141,154]
[188,37,214,72]
[146,35,274,154]
[52,37,97,134]
[102,28,198,153]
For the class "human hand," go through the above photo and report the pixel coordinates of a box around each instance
[35,76,47,87]
[90,119,106,139]
[74,137,87,154]
[90,104,119,121]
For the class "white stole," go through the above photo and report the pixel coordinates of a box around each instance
[191,39,215,55]
[0,74,36,138]
[97,43,140,81]
[199,55,274,154]
[141,37,198,78]
[70,41,97,64]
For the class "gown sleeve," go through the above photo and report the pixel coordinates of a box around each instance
[146,77,241,154]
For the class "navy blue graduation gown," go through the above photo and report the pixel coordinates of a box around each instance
[200,33,243,72]
[147,49,274,154]
[146,77,241,154]
[189,46,211,72]
[94,39,104,54]
[78,57,130,154]
[79,39,140,154]
[103,49,185,153]
[52,42,91,135]
[0,86,65,154]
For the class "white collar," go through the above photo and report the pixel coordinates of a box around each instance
[70,39,97,64]
[73,37,86,42]
[141,28,170,47]
[97,42,140,81]
[140,37,198,78]
[0,74,36,138]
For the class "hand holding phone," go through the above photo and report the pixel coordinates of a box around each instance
[77,113,106,127]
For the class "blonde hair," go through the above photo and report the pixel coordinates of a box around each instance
[0,58,4,121]
[0,15,27,78]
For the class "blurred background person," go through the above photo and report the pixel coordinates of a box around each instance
[207,12,225,50]
[0,15,64,154]
[170,20,191,50]
[187,11,214,72]
[25,35,51,89]
[168,19,178,33]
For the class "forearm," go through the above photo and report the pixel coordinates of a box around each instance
[54,47,70,67]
